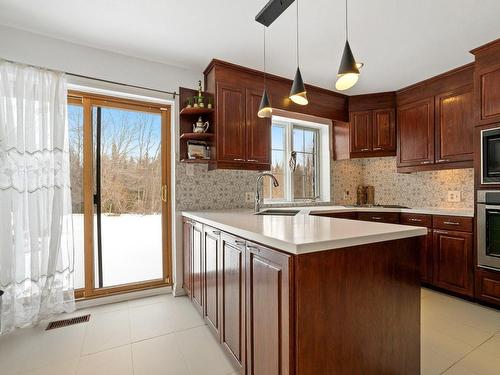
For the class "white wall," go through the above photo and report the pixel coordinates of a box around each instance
[0,25,202,296]
[0,25,200,94]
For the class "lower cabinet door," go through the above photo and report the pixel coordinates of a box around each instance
[475,267,500,306]
[191,222,204,314]
[420,229,434,284]
[220,234,246,370]
[433,230,473,296]
[246,242,292,375]
[182,219,192,297]
[204,226,221,335]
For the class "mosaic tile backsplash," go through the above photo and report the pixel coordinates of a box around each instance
[340,157,474,209]
[176,157,474,211]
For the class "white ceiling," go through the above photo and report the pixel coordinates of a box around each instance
[0,0,499,95]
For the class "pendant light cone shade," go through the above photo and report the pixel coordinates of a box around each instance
[258,89,272,118]
[335,40,360,91]
[289,67,308,105]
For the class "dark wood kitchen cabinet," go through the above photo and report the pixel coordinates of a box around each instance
[245,241,292,375]
[471,39,500,126]
[357,211,400,224]
[434,85,474,163]
[204,59,349,170]
[347,92,396,158]
[203,225,221,335]
[182,218,192,297]
[246,88,271,164]
[220,233,246,371]
[350,110,372,153]
[191,220,204,314]
[372,108,396,152]
[216,82,246,163]
[400,213,434,283]
[212,81,271,169]
[183,217,421,374]
[396,64,474,172]
[433,229,473,297]
[397,97,435,168]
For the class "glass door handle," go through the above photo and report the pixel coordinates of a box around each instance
[161,185,168,202]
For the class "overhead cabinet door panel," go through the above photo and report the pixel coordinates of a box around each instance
[435,86,473,163]
[397,97,435,167]
[217,83,246,162]
[246,88,271,164]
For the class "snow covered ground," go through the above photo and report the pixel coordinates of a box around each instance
[73,214,163,289]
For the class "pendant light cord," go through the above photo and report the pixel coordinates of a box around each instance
[345,0,349,40]
[263,26,267,87]
[296,0,300,66]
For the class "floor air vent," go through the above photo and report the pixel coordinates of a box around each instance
[46,314,91,330]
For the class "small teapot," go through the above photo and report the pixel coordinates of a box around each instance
[193,116,209,133]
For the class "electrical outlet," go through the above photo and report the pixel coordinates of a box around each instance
[343,190,350,200]
[447,191,461,203]
[245,192,255,203]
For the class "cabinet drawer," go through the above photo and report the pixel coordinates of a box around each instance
[475,268,500,306]
[357,212,400,224]
[400,213,432,227]
[433,215,473,232]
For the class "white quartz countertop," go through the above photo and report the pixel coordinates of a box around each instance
[302,205,474,217]
[182,208,429,255]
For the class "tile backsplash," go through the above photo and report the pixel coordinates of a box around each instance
[176,162,258,211]
[176,157,474,212]
[335,157,474,209]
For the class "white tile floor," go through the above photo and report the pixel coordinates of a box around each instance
[1,288,499,375]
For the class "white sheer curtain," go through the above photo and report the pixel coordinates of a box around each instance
[0,60,75,334]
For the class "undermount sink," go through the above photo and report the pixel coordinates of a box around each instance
[255,209,300,216]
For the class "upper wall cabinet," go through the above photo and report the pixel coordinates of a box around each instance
[397,97,435,167]
[471,39,500,126]
[435,85,474,163]
[336,92,396,159]
[396,64,474,172]
[204,59,348,170]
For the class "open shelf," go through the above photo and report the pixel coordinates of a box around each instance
[180,132,214,141]
[179,107,214,116]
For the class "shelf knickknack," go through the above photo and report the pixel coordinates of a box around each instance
[178,86,215,163]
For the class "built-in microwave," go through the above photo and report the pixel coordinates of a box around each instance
[481,127,500,184]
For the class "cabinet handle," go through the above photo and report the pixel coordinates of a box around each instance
[434,230,449,235]
[420,161,432,165]
[443,221,460,226]
[409,218,422,222]
[233,158,245,161]
[373,147,383,150]
[361,148,370,151]
[212,230,221,236]
[436,159,450,163]
[371,216,383,220]
[247,245,261,252]
[235,240,246,246]
[247,159,258,162]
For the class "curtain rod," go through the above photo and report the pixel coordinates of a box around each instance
[1,58,179,98]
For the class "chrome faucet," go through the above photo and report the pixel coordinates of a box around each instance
[255,172,279,212]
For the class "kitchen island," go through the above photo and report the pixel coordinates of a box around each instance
[181,209,427,375]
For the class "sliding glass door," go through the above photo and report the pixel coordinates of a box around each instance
[68,92,171,298]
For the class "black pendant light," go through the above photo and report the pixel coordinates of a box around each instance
[289,0,308,105]
[336,0,362,91]
[258,26,272,118]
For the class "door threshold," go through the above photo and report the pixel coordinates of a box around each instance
[76,285,172,310]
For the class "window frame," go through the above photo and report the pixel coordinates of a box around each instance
[265,119,322,202]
